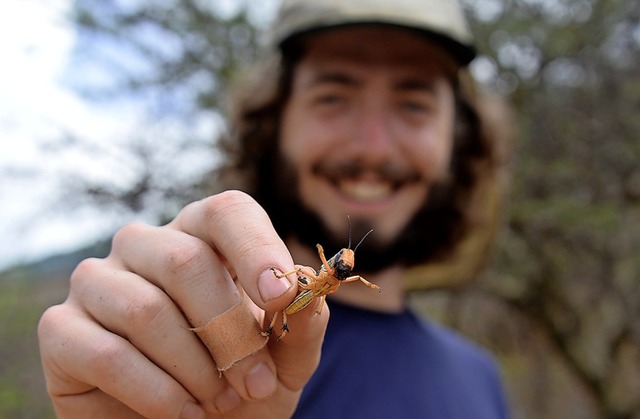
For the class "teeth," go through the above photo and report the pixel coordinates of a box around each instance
[339,179,392,202]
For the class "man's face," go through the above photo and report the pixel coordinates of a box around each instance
[279,26,457,247]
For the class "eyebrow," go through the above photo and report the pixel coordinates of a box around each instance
[303,69,440,94]
[304,71,362,89]
[393,78,438,93]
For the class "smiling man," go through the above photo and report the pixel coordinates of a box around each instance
[39,1,511,418]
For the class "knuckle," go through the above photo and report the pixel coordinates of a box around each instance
[87,336,129,379]
[122,289,172,334]
[111,221,147,252]
[37,304,68,343]
[235,233,270,262]
[69,257,105,289]
[201,190,259,226]
[163,238,209,277]
[209,190,255,208]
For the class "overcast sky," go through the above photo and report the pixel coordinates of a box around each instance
[0,0,126,269]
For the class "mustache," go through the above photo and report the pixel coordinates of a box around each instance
[311,160,423,184]
[256,149,464,273]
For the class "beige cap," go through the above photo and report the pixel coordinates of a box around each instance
[270,0,476,65]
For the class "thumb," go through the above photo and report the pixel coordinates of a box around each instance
[268,299,329,391]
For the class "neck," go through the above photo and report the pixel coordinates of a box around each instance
[287,238,406,313]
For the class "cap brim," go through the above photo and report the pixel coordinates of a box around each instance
[278,21,476,66]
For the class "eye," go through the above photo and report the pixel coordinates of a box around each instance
[402,101,429,113]
[401,94,437,113]
[308,91,350,117]
[313,93,346,107]
[397,96,439,125]
[335,263,352,280]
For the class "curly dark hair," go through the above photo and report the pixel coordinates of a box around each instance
[216,38,510,280]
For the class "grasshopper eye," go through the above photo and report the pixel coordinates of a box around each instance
[297,275,309,285]
[335,260,353,280]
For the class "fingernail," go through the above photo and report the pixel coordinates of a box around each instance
[180,401,205,419]
[214,386,241,413]
[258,268,291,302]
[245,362,277,400]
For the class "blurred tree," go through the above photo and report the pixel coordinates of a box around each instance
[435,0,640,417]
[70,0,262,114]
[60,0,263,222]
[60,0,640,418]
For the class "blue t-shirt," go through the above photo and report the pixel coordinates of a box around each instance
[293,299,509,419]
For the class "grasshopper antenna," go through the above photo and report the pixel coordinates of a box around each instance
[347,215,352,249]
[354,229,374,253]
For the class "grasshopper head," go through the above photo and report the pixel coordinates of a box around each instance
[334,248,355,280]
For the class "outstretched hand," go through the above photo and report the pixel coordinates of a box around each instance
[38,190,329,418]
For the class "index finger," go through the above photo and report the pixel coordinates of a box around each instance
[169,190,297,311]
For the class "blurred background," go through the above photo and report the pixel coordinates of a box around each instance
[1,0,638,417]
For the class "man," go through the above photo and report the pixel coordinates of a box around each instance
[38,0,511,418]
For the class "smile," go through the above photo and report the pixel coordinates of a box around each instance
[327,171,424,207]
[313,161,423,205]
[336,177,395,203]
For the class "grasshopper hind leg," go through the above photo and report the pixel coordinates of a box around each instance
[278,311,289,340]
[260,310,290,340]
[260,311,278,337]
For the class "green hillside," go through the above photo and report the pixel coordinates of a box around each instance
[0,241,109,418]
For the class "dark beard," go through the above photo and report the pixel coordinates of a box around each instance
[254,150,463,274]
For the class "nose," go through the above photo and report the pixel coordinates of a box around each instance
[350,103,394,162]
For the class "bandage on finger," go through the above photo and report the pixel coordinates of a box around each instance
[191,300,268,372]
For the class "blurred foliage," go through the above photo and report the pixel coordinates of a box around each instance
[69,0,261,112]
[14,0,640,418]
[53,0,264,224]
[449,0,639,417]
[0,271,63,418]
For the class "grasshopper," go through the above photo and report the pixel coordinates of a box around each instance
[261,228,380,340]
